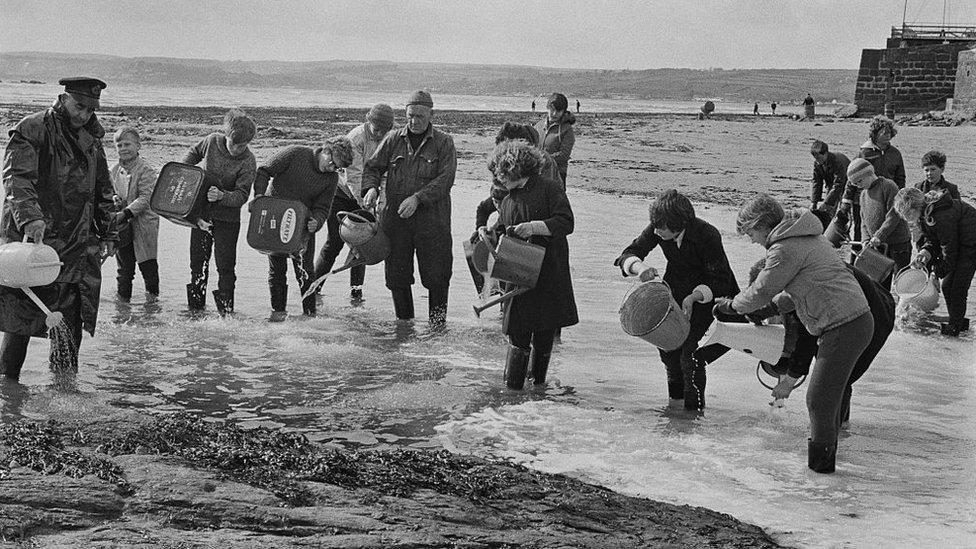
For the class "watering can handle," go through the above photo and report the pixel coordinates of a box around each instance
[477,227,499,260]
[335,211,371,225]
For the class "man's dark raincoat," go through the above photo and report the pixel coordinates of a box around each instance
[0,104,117,336]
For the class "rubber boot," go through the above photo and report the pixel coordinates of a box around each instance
[0,333,30,380]
[683,356,706,411]
[504,346,530,390]
[269,284,288,322]
[116,278,132,302]
[213,290,234,316]
[961,318,971,332]
[186,283,206,311]
[428,285,449,325]
[531,351,551,385]
[807,439,837,474]
[391,287,414,320]
[302,293,317,317]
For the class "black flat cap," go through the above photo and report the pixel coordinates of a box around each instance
[58,77,107,109]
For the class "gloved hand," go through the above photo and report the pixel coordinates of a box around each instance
[511,222,535,239]
[638,267,659,282]
[681,289,704,316]
[771,374,799,400]
[307,218,319,232]
[745,303,779,325]
[712,297,736,317]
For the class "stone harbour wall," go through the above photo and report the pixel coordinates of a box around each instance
[854,42,976,116]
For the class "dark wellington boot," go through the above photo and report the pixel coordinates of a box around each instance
[302,296,317,317]
[270,284,288,313]
[504,346,530,390]
[0,333,30,380]
[392,287,414,320]
[213,291,234,316]
[807,438,837,474]
[186,283,206,311]
[428,285,449,325]
[116,279,132,303]
[531,351,551,385]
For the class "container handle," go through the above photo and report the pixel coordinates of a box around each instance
[336,210,372,225]
[477,227,499,260]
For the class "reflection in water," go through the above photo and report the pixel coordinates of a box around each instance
[4,184,973,547]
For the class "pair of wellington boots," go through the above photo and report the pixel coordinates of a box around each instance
[503,346,551,390]
[392,286,448,324]
[186,284,234,316]
[268,285,316,322]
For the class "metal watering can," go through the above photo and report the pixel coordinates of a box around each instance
[472,228,545,317]
[302,210,390,299]
[0,235,64,328]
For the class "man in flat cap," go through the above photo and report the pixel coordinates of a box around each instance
[362,91,457,323]
[0,77,118,378]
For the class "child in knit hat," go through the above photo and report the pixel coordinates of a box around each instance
[846,158,912,288]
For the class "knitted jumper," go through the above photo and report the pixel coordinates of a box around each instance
[182,133,256,222]
[253,146,338,229]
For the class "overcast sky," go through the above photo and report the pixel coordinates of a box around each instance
[2,0,975,69]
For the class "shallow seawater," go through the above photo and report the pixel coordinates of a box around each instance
[1,182,973,548]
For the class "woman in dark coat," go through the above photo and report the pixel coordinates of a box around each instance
[488,141,578,389]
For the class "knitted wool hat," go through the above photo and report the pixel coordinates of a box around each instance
[406,90,433,108]
[847,158,876,188]
[367,103,395,126]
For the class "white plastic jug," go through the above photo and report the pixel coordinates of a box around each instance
[0,235,63,288]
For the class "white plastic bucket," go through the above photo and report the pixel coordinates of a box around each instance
[893,266,939,311]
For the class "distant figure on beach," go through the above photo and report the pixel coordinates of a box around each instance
[802,93,815,119]
[614,190,739,411]
[809,140,849,215]
[531,100,536,111]
[699,100,715,120]
[753,103,759,115]
[182,108,257,315]
[771,102,777,115]
[362,91,456,324]
[536,93,576,186]
[109,126,160,303]
[314,103,395,303]
[0,77,118,379]
[576,99,580,113]
[254,137,353,321]
[489,140,577,389]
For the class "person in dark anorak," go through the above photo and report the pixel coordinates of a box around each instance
[0,77,118,378]
[489,140,577,389]
[614,190,739,411]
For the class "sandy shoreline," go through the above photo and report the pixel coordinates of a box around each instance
[4,102,972,209]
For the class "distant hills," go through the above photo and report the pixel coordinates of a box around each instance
[0,51,857,103]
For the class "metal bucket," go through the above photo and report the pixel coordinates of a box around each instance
[0,236,63,288]
[853,244,895,283]
[893,266,939,311]
[619,280,690,352]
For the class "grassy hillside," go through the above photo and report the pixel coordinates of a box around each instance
[0,51,856,102]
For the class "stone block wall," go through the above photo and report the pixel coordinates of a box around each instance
[854,42,976,116]
[952,48,976,110]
